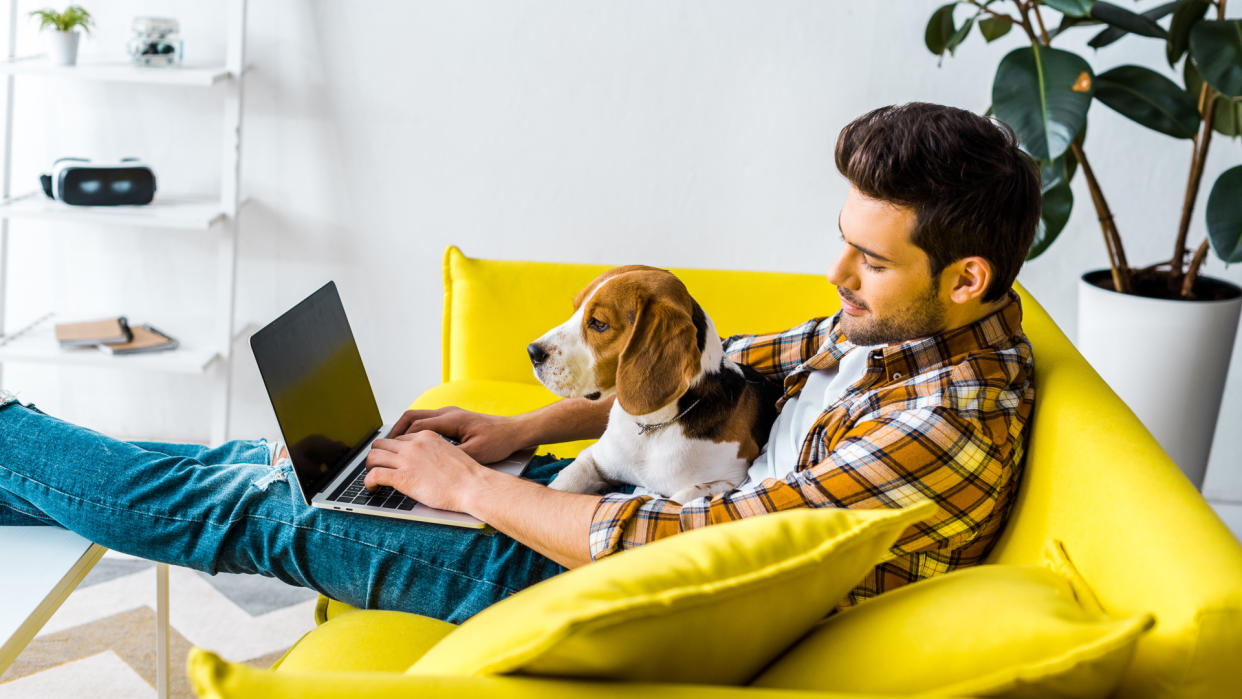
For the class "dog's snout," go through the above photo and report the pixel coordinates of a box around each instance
[527,342,548,366]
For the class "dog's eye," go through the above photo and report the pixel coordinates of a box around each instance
[587,318,610,332]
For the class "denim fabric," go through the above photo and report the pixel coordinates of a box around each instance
[0,398,571,623]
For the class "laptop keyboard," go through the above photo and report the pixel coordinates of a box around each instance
[326,464,418,511]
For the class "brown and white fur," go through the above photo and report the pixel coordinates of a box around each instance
[526,265,782,503]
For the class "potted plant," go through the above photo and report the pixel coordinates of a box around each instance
[30,5,94,66]
[924,0,1241,489]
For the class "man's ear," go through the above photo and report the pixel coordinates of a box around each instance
[945,256,994,305]
[615,296,699,416]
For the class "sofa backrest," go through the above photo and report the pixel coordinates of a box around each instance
[441,245,1242,698]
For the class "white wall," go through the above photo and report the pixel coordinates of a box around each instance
[3,0,1240,499]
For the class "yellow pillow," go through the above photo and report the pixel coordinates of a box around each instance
[751,540,1156,698]
[406,498,939,685]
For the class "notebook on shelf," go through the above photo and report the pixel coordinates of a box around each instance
[98,324,178,355]
[54,316,133,347]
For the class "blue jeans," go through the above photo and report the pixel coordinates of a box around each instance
[0,397,570,624]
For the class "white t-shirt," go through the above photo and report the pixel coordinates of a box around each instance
[741,342,882,488]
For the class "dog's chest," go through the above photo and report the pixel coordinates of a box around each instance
[592,409,748,494]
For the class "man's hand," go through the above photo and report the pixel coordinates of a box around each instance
[363,431,484,513]
[362,428,601,569]
[385,407,530,465]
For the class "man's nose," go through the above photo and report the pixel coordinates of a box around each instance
[527,342,548,366]
[827,248,853,288]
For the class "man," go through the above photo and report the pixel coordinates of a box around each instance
[0,102,1038,622]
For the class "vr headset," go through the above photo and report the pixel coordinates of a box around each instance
[40,157,157,206]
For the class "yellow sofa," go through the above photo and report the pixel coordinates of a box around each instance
[190,246,1242,698]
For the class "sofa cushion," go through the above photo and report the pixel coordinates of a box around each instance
[272,609,456,673]
[405,498,938,685]
[751,540,1155,698]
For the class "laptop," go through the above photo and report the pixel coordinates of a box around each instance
[250,281,533,528]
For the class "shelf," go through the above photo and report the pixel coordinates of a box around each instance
[0,315,258,375]
[0,192,227,230]
[0,56,234,86]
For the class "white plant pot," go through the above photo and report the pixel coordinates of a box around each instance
[1077,269,1242,490]
[45,30,80,66]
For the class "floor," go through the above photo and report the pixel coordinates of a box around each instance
[0,552,317,698]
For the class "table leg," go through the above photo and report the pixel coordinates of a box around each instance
[156,563,169,699]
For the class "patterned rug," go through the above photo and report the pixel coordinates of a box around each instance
[0,551,317,698]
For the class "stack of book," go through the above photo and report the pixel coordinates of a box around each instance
[54,316,179,355]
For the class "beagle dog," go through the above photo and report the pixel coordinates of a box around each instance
[526,265,782,503]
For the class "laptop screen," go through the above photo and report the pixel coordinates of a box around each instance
[250,281,383,499]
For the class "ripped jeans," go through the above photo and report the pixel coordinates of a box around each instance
[0,396,569,624]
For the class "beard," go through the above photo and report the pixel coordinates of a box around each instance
[838,281,947,346]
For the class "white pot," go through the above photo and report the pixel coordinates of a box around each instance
[1077,269,1242,490]
[45,30,80,66]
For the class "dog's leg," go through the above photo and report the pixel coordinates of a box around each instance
[546,446,610,495]
[668,479,738,505]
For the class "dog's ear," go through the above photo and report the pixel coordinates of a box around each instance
[616,294,699,415]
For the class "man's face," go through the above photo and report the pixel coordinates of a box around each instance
[828,186,948,346]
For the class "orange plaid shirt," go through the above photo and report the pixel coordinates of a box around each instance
[588,289,1035,612]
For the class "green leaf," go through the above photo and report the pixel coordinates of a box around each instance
[926,4,957,56]
[1029,178,1074,260]
[1167,0,1210,66]
[1089,1,1168,44]
[1050,14,1102,41]
[1095,65,1200,138]
[979,16,1012,42]
[993,45,1094,160]
[1184,60,1242,137]
[1087,1,1177,49]
[946,14,977,56]
[1043,0,1096,18]
[1040,151,1078,193]
[1189,20,1242,98]
[1206,165,1242,263]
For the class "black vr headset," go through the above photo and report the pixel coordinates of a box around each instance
[40,157,157,206]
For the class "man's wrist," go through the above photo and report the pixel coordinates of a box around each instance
[508,412,542,451]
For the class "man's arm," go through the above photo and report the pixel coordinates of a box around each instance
[364,429,602,568]
[367,396,615,569]
[463,467,601,569]
[386,396,614,465]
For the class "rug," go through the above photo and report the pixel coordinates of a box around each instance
[0,550,317,698]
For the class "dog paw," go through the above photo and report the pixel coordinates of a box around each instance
[669,480,736,504]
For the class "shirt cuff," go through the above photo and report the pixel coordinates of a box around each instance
[588,492,651,561]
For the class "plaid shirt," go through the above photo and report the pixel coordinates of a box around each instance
[588,289,1035,613]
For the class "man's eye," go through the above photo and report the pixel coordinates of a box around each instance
[587,318,610,332]
[862,259,885,272]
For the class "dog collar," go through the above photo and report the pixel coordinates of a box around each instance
[635,398,702,436]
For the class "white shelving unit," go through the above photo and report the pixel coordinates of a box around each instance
[0,1,248,447]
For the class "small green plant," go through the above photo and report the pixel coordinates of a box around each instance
[29,5,93,34]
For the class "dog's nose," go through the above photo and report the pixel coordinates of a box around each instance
[527,343,548,366]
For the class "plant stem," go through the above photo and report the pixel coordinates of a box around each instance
[1030,1,1052,43]
[1072,141,1131,292]
[1182,239,1210,297]
[1014,1,1040,44]
[1172,0,1227,298]
[1012,1,1129,292]
[968,0,1019,24]
[1171,85,1218,292]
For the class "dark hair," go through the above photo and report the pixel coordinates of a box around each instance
[834,102,1041,303]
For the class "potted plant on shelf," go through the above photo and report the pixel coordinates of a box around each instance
[924,0,1241,489]
[30,5,94,67]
